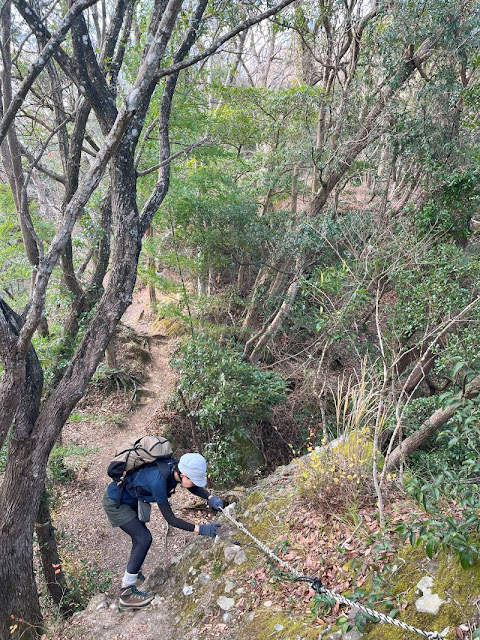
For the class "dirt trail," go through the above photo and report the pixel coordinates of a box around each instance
[58,287,202,598]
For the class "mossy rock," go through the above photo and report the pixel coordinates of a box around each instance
[362,545,480,640]
[242,610,322,640]
[152,316,188,336]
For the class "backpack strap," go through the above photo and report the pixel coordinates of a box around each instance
[116,458,176,508]
[157,458,178,496]
[115,482,124,507]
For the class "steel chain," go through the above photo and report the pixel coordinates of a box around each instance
[220,504,444,640]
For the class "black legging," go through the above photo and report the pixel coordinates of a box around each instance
[120,517,153,574]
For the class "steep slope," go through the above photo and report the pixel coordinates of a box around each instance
[54,452,480,640]
[49,288,480,640]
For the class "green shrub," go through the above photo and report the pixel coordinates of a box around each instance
[47,443,97,485]
[299,428,376,515]
[413,168,480,242]
[169,337,286,485]
[61,557,113,610]
[401,367,480,567]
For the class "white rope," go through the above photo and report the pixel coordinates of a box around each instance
[220,504,444,640]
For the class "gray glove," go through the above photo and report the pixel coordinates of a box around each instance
[208,496,224,511]
[198,523,221,538]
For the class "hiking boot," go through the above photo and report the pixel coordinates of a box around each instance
[136,570,146,584]
[118,585,154,610]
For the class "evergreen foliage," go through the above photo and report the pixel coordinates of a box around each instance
[1,0,480,631]
[169,337,286,484]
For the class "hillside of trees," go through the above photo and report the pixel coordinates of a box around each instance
[0,0,479,637]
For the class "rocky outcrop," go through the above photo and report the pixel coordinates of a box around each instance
[59,457,480,640]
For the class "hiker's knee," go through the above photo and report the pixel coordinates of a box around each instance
[143,529,153,549]
[133,525,152,551]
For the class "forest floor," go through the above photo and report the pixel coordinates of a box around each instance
[54,283,216,609]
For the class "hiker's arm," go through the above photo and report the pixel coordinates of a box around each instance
[188,486,224,511]
[157,503,199,533]
[188,486,210,500]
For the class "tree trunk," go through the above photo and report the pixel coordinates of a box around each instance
[35,491,74,616]
[386,374,480,470]
[208,266,215,296]
[0,444,45,640]
[146,226,157,309]
[236,252,250,296]
[149,279,157,309]
[0,1,40,269]
[291,163,299,215]
[105,339,118,369]
[0,128,144,634]
[241,265,272,332]
[244,254,305,363]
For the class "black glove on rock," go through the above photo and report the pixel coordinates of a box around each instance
[198,523,221,538]
[208,496,224,511]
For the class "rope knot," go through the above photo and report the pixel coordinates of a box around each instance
[311,577,325,593]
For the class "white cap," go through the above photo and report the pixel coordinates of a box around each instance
[178,453,207,487]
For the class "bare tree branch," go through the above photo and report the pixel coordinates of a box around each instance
[137,136,210,177]
[155,0,297,81]
[1,0,99,146]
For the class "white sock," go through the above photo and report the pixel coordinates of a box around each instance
[121,571,138,588]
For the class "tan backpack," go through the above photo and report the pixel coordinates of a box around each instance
[107,435,173,483]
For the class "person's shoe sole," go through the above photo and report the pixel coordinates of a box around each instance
[118,600,153,611]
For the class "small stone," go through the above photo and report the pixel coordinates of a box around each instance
[183,585,193,596]
[225,580,235,593]
[236,587,245,595]
[223,613,231,622]
[417,576,434,594]
[274,624,284,631]
[415,593,445,615]
[263,600,273,608]
[224,545,241,563]
[86,594,109,611]
[233,550,247,565]
[198,573,211,585]
[415,575,445,615]
[217,596,235,611]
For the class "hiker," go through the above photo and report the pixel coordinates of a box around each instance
[103,452,224,610]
